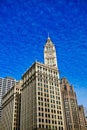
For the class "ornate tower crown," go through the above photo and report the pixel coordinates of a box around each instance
[44,36,58,68]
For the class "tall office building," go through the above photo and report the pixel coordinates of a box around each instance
[2,76,16,96]
[0,77,16,119]
[1,80,22,130]
[78,105,87,130]
[20,37,65,130]
[60,78,80,130]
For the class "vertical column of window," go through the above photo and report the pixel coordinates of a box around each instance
[36,65,39,128]
[37,66,43,128]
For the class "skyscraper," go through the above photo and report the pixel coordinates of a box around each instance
[0,77,16,119]
[60,78,80,130]
[0,76,16,96]
[20,37,65,130]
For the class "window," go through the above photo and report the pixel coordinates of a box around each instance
[46,119,47,123]
[39,118,41,122]
[42,113,44,117]
[52,120,54,124]
[45,108,47,112]
[38,92,40,95]
[39,113,40,116]
[46,125,48,128]
[48,114,50,118]
[38,97,40,100]
[39,124,41,128]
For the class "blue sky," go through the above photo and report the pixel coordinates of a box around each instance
[0,0,87,107]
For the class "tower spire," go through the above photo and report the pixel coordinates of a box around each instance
[44,36,58,68]
[48,32,49,38]
[47,32,50,40]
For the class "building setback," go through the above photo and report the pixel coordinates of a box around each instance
[1,80,22,130]
[60,78,80,130]
[20,37,65,130]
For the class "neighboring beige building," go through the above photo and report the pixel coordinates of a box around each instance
[20,37,65,130]
[79,105,87,130]
[60,78,80,130]
[1,80,22,130]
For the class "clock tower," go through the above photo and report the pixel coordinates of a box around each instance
[44,36,58,68]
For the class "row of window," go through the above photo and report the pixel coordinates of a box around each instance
[38,112,62,119]
[39,124,63,130]
[38,82,59,87]
[37,74,58,81]
[38,87,60,95]
[39,118,63,125]
[37,65,57,75]
[38,107,62,114]
[38,91,61,101]
[38,92,49,97]
[38,100,61,105]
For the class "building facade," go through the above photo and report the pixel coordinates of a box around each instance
[60,78,80,130]
[2,77,16,96]
[1,80,22,130]
[79,105,87,130]
[84,107,87,128]
[0,77,16,119]
[20,37,65,130]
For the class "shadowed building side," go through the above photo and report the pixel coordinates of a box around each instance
[60,78,80,130]
[79,105,87,130]
[84,107,87,128]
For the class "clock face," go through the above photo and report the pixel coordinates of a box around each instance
[47,53,53,58]
[49,53,52,55]
[47,53,52,57]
